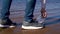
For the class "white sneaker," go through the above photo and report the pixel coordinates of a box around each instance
[22,21,44,29]
[0,24,5,27]
[22,25,43,29]
[0,24,15,28]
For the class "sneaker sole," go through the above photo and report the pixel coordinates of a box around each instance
[0,24,15,28]
[22,25,43,29]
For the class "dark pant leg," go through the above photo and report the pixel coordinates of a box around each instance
[1,0,12,19]
[24,0,36,22]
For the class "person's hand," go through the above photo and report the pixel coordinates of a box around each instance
[41,8,47,18]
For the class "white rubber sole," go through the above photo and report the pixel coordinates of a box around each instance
[0,24,15,28]
[22,25,43,29]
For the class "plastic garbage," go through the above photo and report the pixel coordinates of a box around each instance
[36,15,46,23]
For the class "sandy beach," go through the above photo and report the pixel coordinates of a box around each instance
[0,0,60,34]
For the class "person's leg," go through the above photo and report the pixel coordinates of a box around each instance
[1,0,12,19]
[22,0,47,29]
[24,0,36,22]
[22,0,37,29]
[0,0,16,27]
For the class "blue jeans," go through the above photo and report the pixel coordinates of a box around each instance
[24,0,36,22]
[0,0,36,22]
[0,0,12,19]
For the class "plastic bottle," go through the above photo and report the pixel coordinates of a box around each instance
[36,15,46,23]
